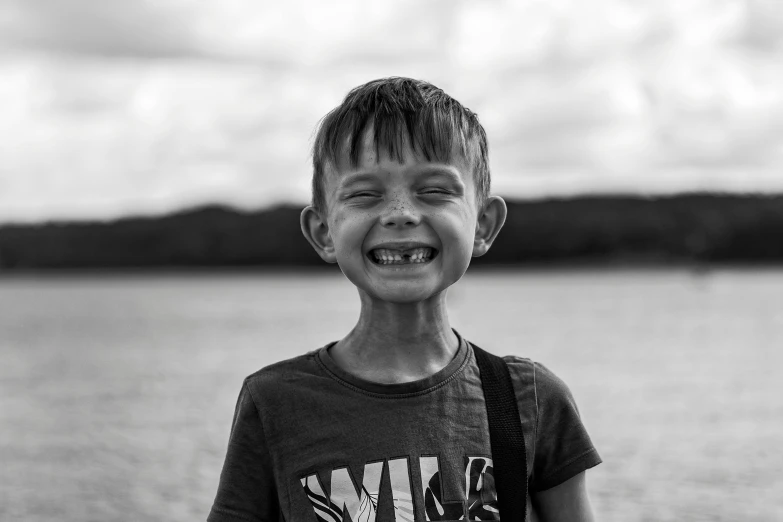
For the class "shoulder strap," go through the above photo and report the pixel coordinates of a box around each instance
[471,343,528,522]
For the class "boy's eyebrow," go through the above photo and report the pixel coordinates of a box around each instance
[338,172,382,187]
[338,166,464,188]
[413,166,465,184]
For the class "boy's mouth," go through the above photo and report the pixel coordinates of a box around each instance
[368,247,438,265]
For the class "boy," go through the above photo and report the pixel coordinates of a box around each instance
[208,77,601,522]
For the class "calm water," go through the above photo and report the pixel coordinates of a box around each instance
[1,269,781,522]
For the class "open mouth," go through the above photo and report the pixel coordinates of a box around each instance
[367,247,439,266]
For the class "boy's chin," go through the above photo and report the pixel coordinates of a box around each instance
[367,278,455,304]
[350,279,441,304]
[338,263,461,304]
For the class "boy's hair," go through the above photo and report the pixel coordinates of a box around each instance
[311,77,490,216]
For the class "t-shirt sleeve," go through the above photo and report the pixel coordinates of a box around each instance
[208,381,280,522]
[531,362,601,492]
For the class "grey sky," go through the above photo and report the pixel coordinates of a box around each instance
[1,0,782,222]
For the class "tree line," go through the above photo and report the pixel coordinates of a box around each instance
[1,193,782,270]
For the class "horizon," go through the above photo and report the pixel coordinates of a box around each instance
[1,190,781,227]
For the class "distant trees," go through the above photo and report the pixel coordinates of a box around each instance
[1,194,782,270]
[475,194,783,266]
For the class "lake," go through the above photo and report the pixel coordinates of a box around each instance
[1,269,781,521]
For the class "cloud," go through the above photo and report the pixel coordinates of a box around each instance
[0,0,452,66]
[457,0,783,179]
[0,54,320,222]
[736,0,783,52]
[1,0,783,222]
[0,0,207,60]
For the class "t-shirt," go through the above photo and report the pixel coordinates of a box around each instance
[208,331,601,522]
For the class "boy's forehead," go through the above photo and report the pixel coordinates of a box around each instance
[326,130,472,184]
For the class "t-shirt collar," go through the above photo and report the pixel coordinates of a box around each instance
[316,329,471,396]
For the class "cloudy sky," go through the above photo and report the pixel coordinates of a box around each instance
[1,0,782,223]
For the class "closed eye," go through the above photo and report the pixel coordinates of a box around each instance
[420,189,452,195]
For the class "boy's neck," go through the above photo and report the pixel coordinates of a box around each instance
[329,293,460,385]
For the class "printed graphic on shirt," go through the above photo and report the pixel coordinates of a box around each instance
[301,455,497,522]
[464,457,499,520]
[300,461,383,522]
[388,457,416,522]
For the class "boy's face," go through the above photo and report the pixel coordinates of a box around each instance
[314,132,485,304]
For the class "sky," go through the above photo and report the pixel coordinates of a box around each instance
[1,0,782,223]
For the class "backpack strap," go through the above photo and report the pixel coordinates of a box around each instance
[472,343,528,522]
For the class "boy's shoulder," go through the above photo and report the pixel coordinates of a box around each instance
[242,346,327,392]
[499,353,535,371]
[495,352,569,388]
[497,353,584,420]
[472,346,578,408]
[501,355,560,384]
[468,344,537,383]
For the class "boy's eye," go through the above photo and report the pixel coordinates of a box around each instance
[347,192,378,199]
[420,188,451,195]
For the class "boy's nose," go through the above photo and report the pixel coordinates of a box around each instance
[379,199,422,227]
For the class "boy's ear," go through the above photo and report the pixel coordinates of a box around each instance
[473,195,507,257]
[300,206,338,263]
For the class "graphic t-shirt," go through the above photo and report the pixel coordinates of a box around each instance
[208,332,601,522]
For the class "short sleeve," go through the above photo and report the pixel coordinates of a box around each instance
[531,362,601,492]
[208,381,280,522]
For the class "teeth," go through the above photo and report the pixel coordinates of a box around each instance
[371,247,434,265]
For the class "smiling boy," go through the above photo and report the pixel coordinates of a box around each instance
[208,78,601,522]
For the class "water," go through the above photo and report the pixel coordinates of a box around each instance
[1,269,781,521]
